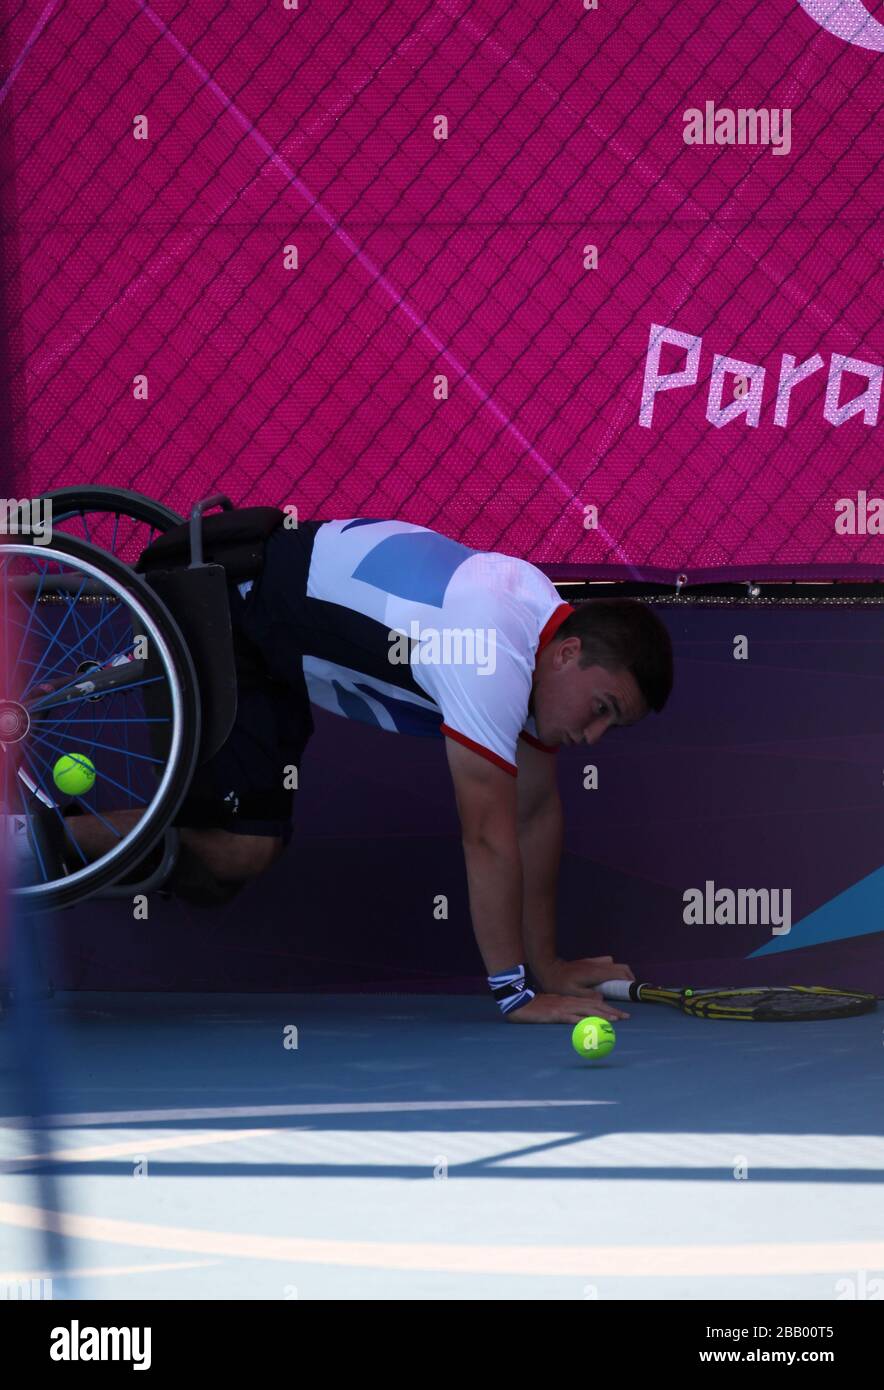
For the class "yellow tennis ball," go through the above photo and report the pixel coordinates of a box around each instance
[53,752,96,796]
[572,1016,616,1060]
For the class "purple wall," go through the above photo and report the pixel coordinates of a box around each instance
[49,600,884,995]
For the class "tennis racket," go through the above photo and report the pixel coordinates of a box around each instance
[599,980,878,1021]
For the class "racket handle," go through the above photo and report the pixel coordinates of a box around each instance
[598,979,640,1002]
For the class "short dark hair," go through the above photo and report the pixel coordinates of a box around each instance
[555,599,673,713]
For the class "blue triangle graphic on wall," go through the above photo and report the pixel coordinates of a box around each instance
[749,865,884,957]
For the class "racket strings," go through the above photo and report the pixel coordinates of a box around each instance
[684,988,875,1020]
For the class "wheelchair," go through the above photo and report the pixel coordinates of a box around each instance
[1,487,285,913]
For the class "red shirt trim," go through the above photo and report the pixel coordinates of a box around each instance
[441,604,573,773]
[519,730,557,755]
[536,602,574,655]
[441,725,518,777]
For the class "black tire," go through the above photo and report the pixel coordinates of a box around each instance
[41,486,184,531]
[3,532,201,912]
[39,487,184,565]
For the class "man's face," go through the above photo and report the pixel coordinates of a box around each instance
[532,637,648,747]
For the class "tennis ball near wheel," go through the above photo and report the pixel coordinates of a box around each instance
[52,752,96,796]
[572,1016,616,1060]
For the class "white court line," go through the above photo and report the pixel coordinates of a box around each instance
[0,1260,220,1282]
[7,1126,876,1174]
[0,1099,612,1128]
[3,1128,275,1171]
[1,1200,882,1277]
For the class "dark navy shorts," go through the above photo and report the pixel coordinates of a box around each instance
[172,536,318,842]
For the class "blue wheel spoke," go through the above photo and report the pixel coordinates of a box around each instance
[29,672,165,714]
[26,638,142,706]
[18,569,93,689]
[12,582,67,652]
[30,727,164,766]
[13,560,49,673]
[22,598,138,697]
[33,716,170,726]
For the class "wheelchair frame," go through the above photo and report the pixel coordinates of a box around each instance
[2,491,251,911]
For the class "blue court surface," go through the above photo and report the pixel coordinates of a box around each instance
[1,992,882,1301]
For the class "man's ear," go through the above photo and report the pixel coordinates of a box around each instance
[553,636,582,668]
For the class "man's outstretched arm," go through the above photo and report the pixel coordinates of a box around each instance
[516,737,563,980]
[445,738,627,1022]
[516,737,635,998]
[444,738,523,976]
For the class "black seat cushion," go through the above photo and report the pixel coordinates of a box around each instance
[136,506,286,581]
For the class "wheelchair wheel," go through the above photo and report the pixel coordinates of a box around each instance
[40,486,184,566]
[0,532,201,911]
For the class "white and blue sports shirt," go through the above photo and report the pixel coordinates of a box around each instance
[241,518,573,775]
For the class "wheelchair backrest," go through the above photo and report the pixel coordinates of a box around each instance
[135,505,286,582]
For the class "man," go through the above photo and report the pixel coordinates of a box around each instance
[70,516,674,1024]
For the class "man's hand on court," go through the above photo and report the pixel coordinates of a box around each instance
[507,991,629,1024]
[535,955,635,995]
